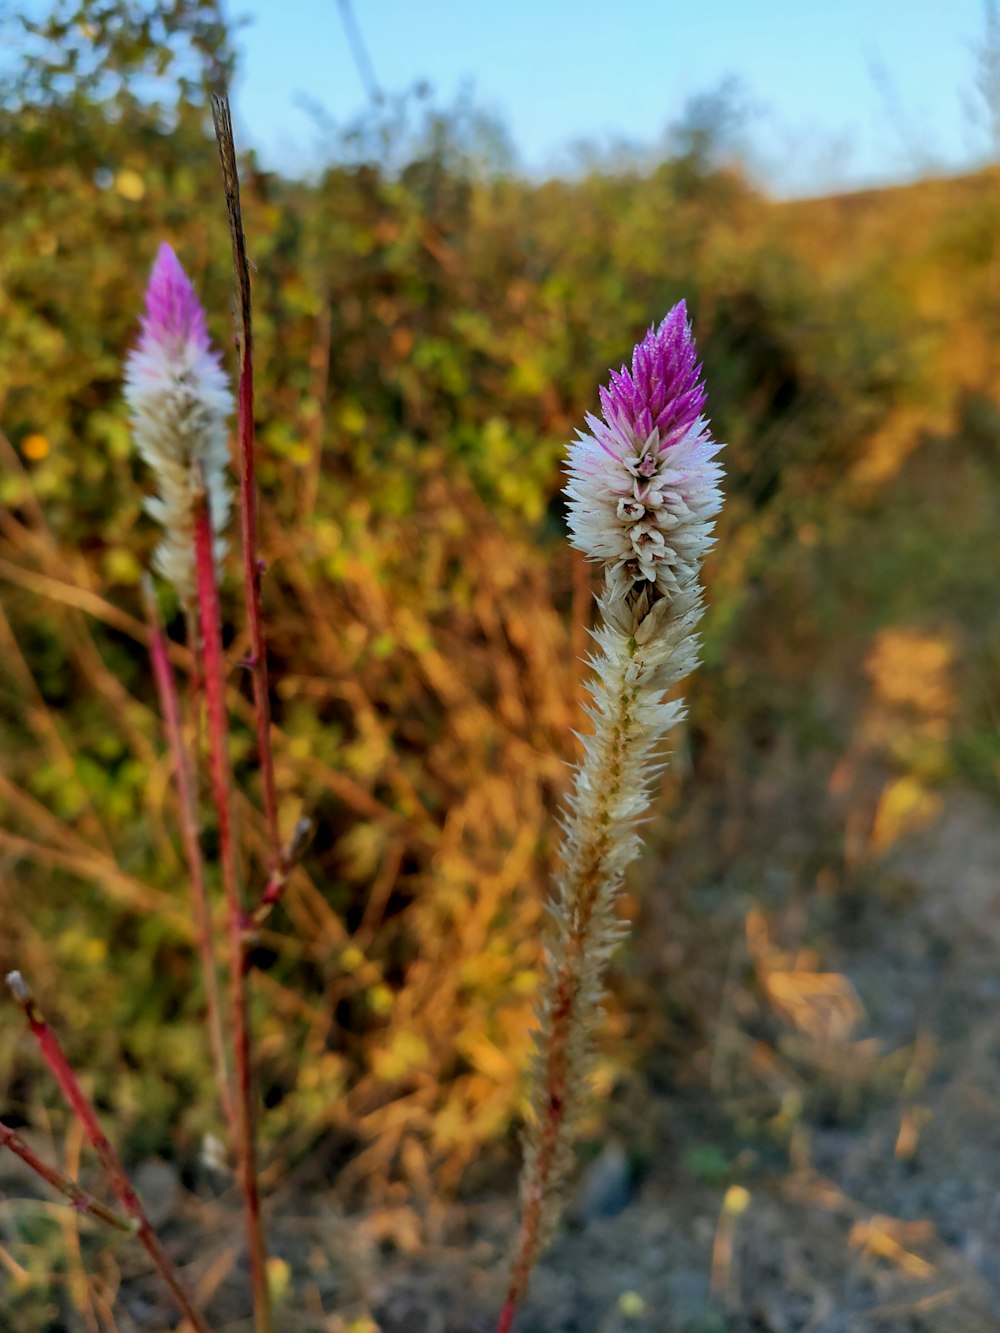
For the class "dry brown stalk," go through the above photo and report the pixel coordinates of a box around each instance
[210,92,280,864]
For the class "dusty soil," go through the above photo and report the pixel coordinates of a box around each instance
[349,784,1000,1333]
[3,774,999,1333]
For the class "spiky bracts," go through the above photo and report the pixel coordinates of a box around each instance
[504,306,723,1325]
[124,243,232,602]
[565,302,722,595]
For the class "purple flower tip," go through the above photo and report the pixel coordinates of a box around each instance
[598,300,706,449]
[142,242,210,351]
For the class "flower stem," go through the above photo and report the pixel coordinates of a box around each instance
[0,1117,134,1233]
[496,1301,517,1333]
[503,602,657,1325]
[192,484,272,1333]
[243,816,313,934]
[210,92,280,864]
[5,972,210,1332]
[144,577,234,1138]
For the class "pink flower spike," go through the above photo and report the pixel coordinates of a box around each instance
[124,244,233,604]
[140,242,211,354]
[598,302,706,447]
[565,301,723,597]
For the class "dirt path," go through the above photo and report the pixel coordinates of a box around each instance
[353,786,999,1332]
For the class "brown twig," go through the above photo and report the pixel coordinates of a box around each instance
[0,554,158,648]
[144,576,234,1137]
[243,816,313,934]
[5,972,210,1333]
[193,483,272,1333]
[210,92,280,864]
[0,818,191,930]
[0,1118,134,1234]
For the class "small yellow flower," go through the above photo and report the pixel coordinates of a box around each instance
[21,433,49,461]
[618,1290,646,1317]
[723,1184,751,1216]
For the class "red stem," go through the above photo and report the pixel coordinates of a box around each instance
[5,973,210,1332]
[0,1116,134,1233]
[244,816,312,933]
[193,491,273,1333]
[500,954,577,1327]
[497,1301,517,1333]
[502,834,616,1324]
[145,578,234,1137]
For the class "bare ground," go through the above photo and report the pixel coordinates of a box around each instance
[3,770,999,1333]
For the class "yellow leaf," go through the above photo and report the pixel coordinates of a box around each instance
[870,776,942,853]
[866,628,956,719]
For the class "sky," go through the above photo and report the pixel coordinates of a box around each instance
[230,0,996,197]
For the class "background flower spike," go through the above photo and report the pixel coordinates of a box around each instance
[124,242,233,604]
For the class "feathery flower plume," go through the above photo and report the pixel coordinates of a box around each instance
[502,304,723,1329]
[124,243,233,602]
[565,301,722,595]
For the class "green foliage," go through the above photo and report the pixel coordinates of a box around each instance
[682,1144,732,1187]
[5,0,233,110]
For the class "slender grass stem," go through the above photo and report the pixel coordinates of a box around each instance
[210,92,280,864]
[5,973,210,1333]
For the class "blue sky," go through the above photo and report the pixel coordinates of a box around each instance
[230,0,994,196]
